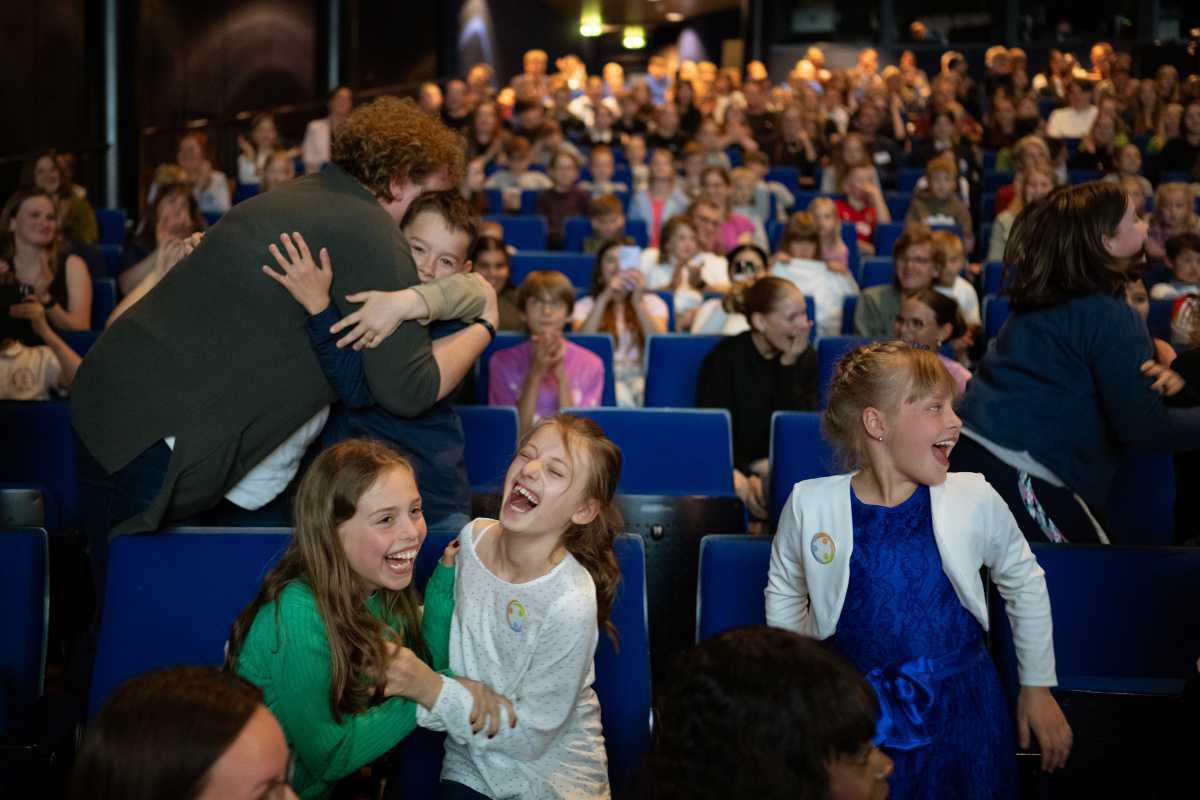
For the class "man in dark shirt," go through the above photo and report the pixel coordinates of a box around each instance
[742,80,780,152]
[853,104,904,190]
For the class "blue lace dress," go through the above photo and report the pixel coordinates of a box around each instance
[831,484,1016,799]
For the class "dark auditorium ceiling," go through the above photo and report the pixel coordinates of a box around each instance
[543,0,739,27]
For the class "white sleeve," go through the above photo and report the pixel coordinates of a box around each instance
[982,486,1057,687]
[237,154,259,185]
[700,255,729,287]
[209,173,231,213]
[302,120,325,172]
[417,593,598,761]
[765,489,814,635]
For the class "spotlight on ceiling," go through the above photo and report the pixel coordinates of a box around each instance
[622,25,646,49]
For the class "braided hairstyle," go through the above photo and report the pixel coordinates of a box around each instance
[822,341,958,469]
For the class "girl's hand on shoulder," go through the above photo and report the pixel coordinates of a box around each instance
[1017,686,1072,772]
[1140,359,1186,396]
[383,641,443,710]
[440,538,460,567]
[454,677,518,737]
[262,232,332,316]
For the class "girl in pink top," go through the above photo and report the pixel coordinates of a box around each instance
[699,165,768,254]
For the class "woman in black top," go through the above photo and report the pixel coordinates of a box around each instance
[696,275,818,520]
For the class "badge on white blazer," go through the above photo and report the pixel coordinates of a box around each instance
[811,532,836,564]
[506,599,528,633]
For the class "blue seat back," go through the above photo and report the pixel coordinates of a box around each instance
[479,333,617,406]
[510,250,595,289]
[98,243,123,275]
[769,411,838,524]
[483,215,547,251]
[898,167,924,193]
[652,290,676,332]
[565,408,735,495]
[1068,169,1103,185]
[984,171,1011,192]
[92,277,117,329]
[202,211,222,227]
[1103,451,1174,546]
[0,401,78,527]
[0,528,48,734]
[402,531,651,795]
[643,334,724,408]
[484,189,540,215]
[873,222,905,258]
[885,192,912,221]
[96,208,127,246]
[991,544,1200,697]
[456,406,518,491]
[983,295,1011,341]
[981,192,996,221]
[1147,299,1174,342]
[562,217,649,251]
[63,330,101,358]
[982,261,1006,295]
[859,257,894,289]
[696,535,771,641]
[817,336,872,407]
[841,296,858,334]
[89,530,292,717]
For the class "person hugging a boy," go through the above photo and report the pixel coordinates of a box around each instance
[263,190,495,535]
[906,155,975,255]
[489,271,604,435]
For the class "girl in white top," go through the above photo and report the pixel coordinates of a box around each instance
[766,342,1072,797]
[574,240,669,407]
[392,414,621,799]
[689,243,766,335]
[769,211,859,338]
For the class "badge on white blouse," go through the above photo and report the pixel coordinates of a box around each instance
[506,599,528,633]
[810,532,836,565]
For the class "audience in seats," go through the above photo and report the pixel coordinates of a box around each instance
[117,181,206,295]
[489,270,604,435]
[0,187,92,331]
[471,235,523,331]
[1145,182,1200,261]
[770,211,859,338]
[175,132,231,216]
[698,275,817,520]
[72,666,296,800]
[699,165,768,253]
[582,194,627,254]
[236,113,298,190]
[536,150,590,250]
[690,243,768,335]
[574,238,668,406]
[986,164,1055,263]
[855,224,936,338]
[642,214,723,329]
[893,287,973,394]
[643,627,891,800]
[484,137,553,212]
[628,148,689,247]
[768,342,1070,796]
[1150,233,1200,300]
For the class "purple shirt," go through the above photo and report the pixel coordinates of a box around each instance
[717,213,756,254]
[487,340,605,418]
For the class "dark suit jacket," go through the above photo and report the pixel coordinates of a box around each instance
[71,164,442,532]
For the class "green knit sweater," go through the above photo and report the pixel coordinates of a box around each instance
[235,564,455,799]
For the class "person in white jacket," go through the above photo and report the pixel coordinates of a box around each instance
[766,341,1072,798]
[385,414,622,800]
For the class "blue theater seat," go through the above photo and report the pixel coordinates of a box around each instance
[769,411,838,525]
[0,401,78,527]
[484,189,541,215]
[95,208,127,246]
[398,531,651,796]
[873,222,905,257]
[510,250,595,288]
[565,408,735,496]
[98,243,123,275]
[990,544,1200,698]
[88,529,292,717]
[63,330,101,358]
[652,290,676,332]
[92,277,117,329]
[0,527,48,735]
[885,192,912,221]
[642,334,723,408]
[563,217,649,251]
[983,295,1011,341]
[478,333,616,406]
[983,261,1006,295]
[482,215,547,251]
[817,336,872,407]
[455,405,518,492]
[841,296,858,334]
[898,167,924,193]
[1147,299,1174,342]
[859,257,894,289]
[1103,451,1174,546]
[696,534,771,642]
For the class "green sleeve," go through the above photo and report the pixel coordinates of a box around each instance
[422,562,456,672]
[67,196,99,246]
[243,587,420,790]
[409,273,489,325]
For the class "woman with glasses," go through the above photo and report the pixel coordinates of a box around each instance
[893,287,972,394]
[854,224,938,338]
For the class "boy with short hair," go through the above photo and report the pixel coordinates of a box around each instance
[906,155,975,254]
[582,194,627,253]
[931,229,982,328]
[269,190,484,533]
[835,164,892,255]
[744,150,795,224]
[536,149,591,250]
[579,145,629,197]
[1151,233,1200,300]
[488,270,604,434]
[484,136,553,212]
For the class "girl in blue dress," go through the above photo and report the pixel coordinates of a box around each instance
[766,342,1073,798]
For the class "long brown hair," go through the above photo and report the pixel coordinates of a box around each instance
[590,238,646,352]
[226,440,429,720]
[1,187,65,281]
[522,414,623,647]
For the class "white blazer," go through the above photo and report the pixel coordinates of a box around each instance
[766,472,1057,687]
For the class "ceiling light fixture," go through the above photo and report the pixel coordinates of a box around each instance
[665,11,684,22]
[623,25,646,49]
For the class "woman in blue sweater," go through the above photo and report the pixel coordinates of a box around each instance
[953,182,1200,544]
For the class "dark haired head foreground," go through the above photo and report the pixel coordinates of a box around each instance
[643,626,892,800]
[72,666,295,800]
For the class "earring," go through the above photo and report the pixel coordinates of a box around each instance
[877,435,884,442]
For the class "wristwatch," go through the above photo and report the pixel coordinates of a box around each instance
[471,317,496,341]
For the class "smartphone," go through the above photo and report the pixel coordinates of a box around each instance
[617,245,641,270]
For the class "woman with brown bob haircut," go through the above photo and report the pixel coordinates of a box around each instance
[954,181,1200,544]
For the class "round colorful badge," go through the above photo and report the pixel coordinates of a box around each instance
[506,599,528,633]
[810,532,836,564]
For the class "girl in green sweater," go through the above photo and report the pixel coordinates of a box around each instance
[226,439,510,799]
